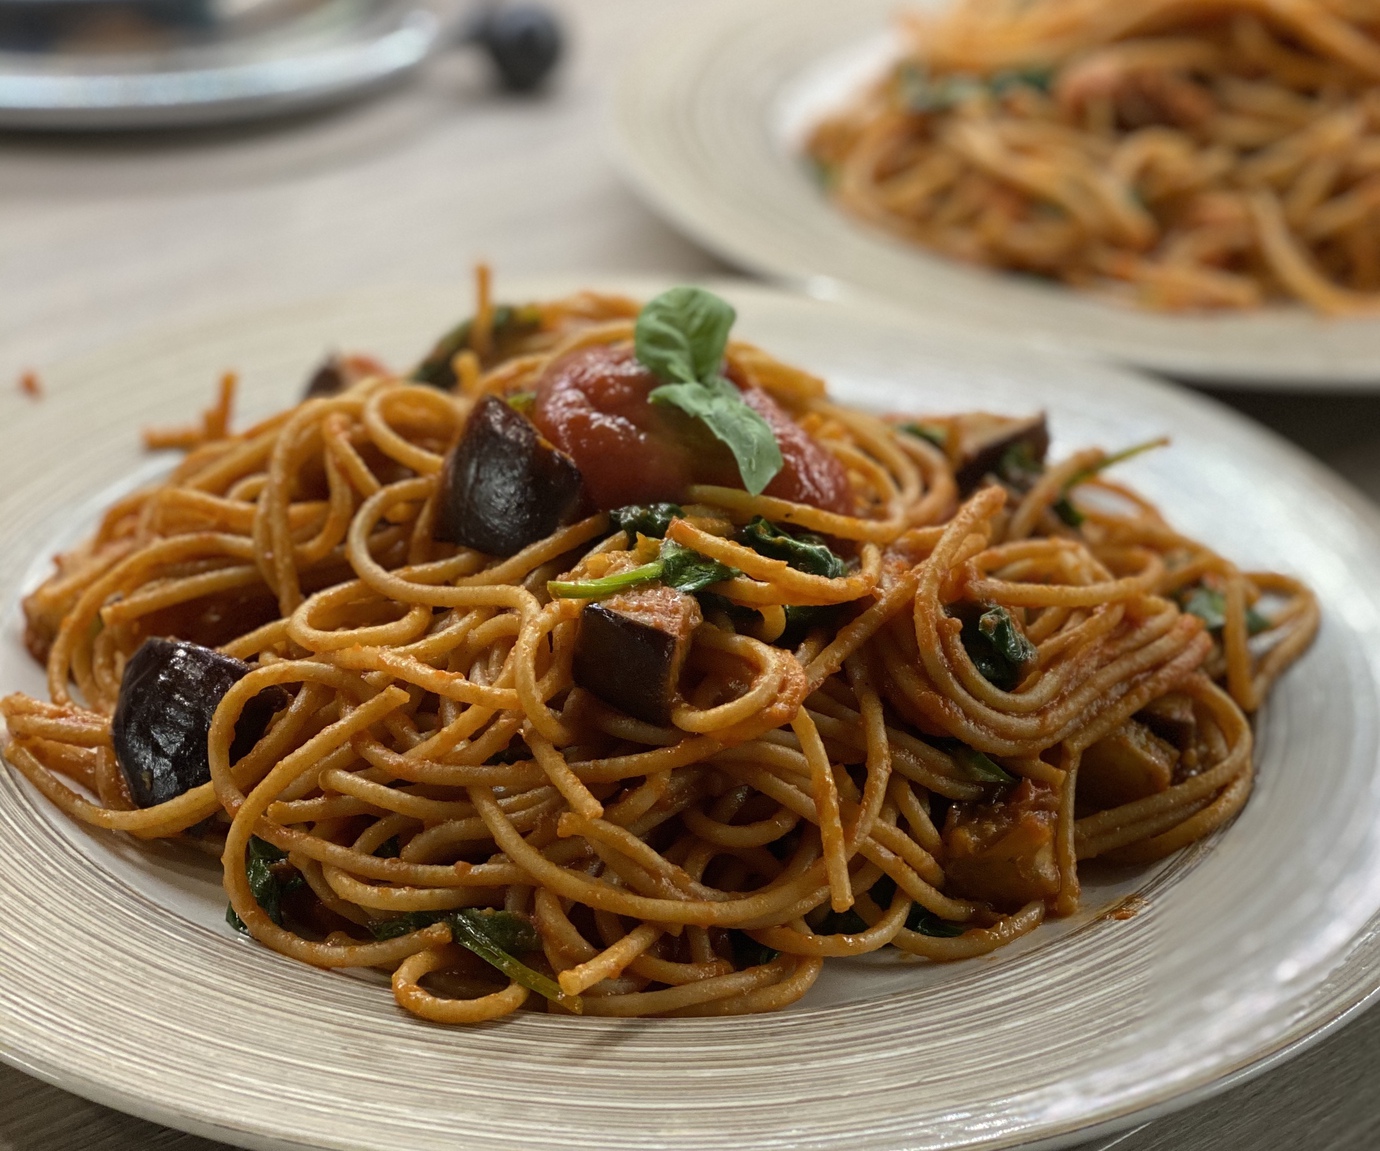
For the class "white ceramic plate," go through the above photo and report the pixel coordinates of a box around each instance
[2,278,1380,1151]
[611,0,1380,389]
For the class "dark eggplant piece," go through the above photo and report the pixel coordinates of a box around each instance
[301,353,389,400]
[1136,692,1197,752]
[112,638,288,809]
[1078,719,1178,810]
[951,412,1050,495]
[942,778,1061,908]
[436,394,583,556]
[304,356,346,399]
[572,585,702,725]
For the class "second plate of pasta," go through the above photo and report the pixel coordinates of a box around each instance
[613,0,1380,387]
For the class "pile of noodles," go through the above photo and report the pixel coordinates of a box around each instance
[806,0,1380,313]
[0,287,1317,1021]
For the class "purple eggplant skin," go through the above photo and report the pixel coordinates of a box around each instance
[303,356,346,399]
[954,414,1050,496]
[572,588,701,726]
[111,638,288,809]
[435,394,583,556]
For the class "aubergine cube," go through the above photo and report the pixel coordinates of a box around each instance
[1077,719,1178,811]
[436,394,583,556]
[952,412,1050,495]
[573,586,702,726]
[111,638,288,809]
[303,355,346,399]
[1136,692,1197,752]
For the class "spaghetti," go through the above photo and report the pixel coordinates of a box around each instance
[806,0,1380,313]
[0,280,1317,1021]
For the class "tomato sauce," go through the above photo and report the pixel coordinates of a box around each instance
[530,345,853,515]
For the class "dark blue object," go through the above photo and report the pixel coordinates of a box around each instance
[472,3,563,92]
[111,637,287,808]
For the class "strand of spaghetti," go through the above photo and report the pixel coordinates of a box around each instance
[393,948,529,1023]
[791,709,852,912]
[469,785,832,927]
[558,923,663,995]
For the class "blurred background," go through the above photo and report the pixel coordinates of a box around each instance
[0,1,1378,1148]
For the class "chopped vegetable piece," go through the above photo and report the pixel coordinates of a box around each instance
[505,391,536,414]
[739,517,847,578]
[1136,692,1197,751]
[729,931,780,968]
[1181,585,1271,635]
[112,637,287,808]
[1079,719,1177,810]
[635,287,784,496]
[548,538,737,600]
[367,910,447,941]
[1061,438,1170,492]
[943,779,1061,907]
[609,503,683,542]
[301,352,388,400]
[226,836,302,933]
[411,304,542,390]
[952,412,1049,495]
[436,394,583,557]
[898,421,948,449]
[952,603,1036,691]
[572,585,703,725]
[659,539,738,593]
[905,907,966,937]
[447,908,581,1012]
[955,746,1018,786]
[548,562,664,600]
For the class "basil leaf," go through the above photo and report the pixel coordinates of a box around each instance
[368,910,447,941]
[739,517,847,578]
[609,503,683,542]
[634,287,784,497]
[898,422,948,449]
[1182,586,1270,636]
[649,376,784,497]
[953,603,1036,691]
[374,835,401,859]
[226,836,300,934]
[728,930,779,968]
[906,907,966,937]
[659,539,738,593]
[634,285,736,386]
[447,909,581,1011]
[954,746,1018,786]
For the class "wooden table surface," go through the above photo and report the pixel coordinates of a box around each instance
[1,1,1379,1148]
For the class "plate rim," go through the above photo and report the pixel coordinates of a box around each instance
[3,275,1380,1151]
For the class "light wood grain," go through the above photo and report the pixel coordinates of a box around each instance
[0,0,1377,1148]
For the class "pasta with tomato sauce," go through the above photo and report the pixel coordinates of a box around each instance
[0,274,1318,1021]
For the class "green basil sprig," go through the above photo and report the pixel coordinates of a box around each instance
[634,287,784,496]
